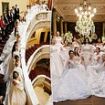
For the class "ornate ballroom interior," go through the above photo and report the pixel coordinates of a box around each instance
[52,0,105,105]
[0,0,52,105]
[52,0,105,39]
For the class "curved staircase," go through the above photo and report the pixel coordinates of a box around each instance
[19,7,51,105]
[29,59,50,81]
[26,44,40,62]
[0,3,52,105]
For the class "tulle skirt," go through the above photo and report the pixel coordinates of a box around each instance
[53,65,91,102]
[87,65,105,97]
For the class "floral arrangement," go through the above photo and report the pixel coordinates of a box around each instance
[63,31,73,44]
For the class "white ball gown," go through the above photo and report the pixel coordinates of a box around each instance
[53,57,91,102]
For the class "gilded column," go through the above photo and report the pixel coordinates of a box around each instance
[53,10,57,36]
[60,18,63,35]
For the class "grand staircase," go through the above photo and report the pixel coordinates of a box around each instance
[19,7,51,105]
[0,4,52,105]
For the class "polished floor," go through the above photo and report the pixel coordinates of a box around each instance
[54,96,105,105]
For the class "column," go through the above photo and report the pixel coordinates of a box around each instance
[103,22,105,36]
[60,18,63,35]
[53,10,57,36]
[64,22,67,33]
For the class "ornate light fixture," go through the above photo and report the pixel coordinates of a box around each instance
[75,0,96,36]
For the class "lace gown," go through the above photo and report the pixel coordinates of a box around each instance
[53,58,91,102]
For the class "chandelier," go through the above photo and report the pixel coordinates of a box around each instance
[75,0,96,36]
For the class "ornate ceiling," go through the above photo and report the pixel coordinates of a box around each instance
[53,0,105,22]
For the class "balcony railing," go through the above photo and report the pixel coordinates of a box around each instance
[27,45,50,73]
[26,11,51,40]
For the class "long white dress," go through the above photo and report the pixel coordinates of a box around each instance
[59,46,70,65]
[87,61,105,97]
[53,57,91,102]
[50,45,64,86]
[3,50,20,82]
[5,66,27,105]
[51,36,64,79]
[0,31,16,61]
[81,44,94,66]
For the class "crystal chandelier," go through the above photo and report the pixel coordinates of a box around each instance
[75,0,96,36]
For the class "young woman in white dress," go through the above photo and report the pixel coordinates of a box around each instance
[72,37,80,48]
[7,41,20,77]
[3,40,20,82]
[96,53,105,97]
[87,53,105,97]
[53,50,91,102]
[59,44,71,66]
[5,55,27,105]
[50,36,64,88]
[81,38,94,67]
[52,32,63,50]
[92,47,102,65]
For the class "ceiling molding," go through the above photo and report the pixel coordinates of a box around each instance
[53,0,105,22]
